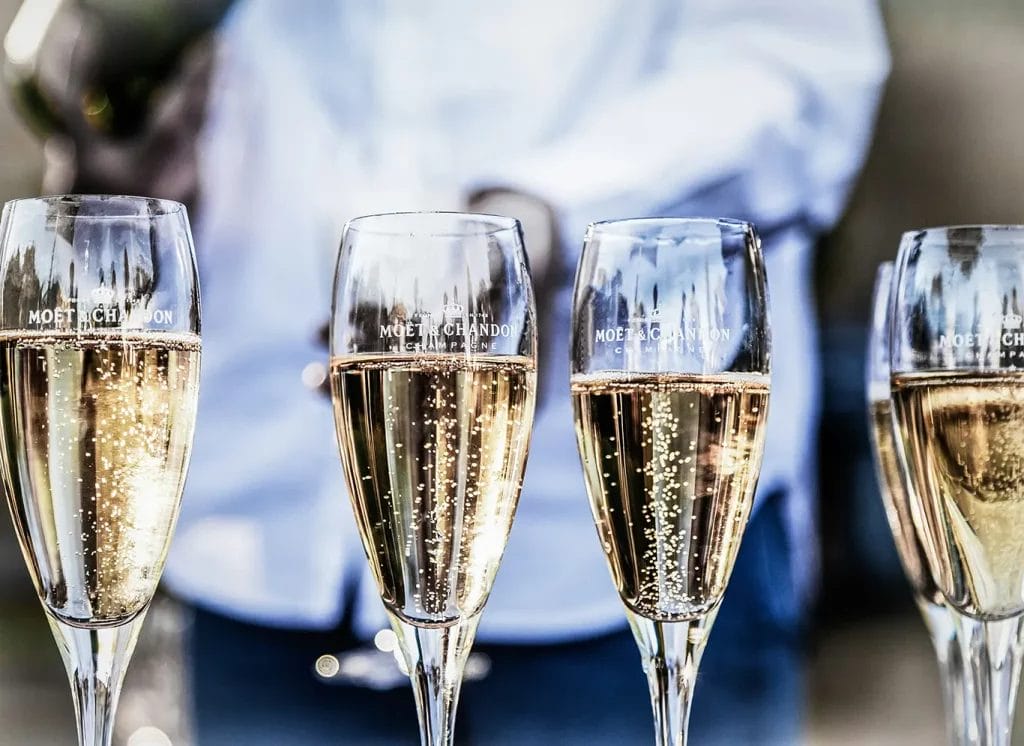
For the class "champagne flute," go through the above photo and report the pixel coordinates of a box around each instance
[890,225,1024,746]
[329,212,537,746]
[866,260,966,742]
[0,195,201,746]
[570,218,770,746]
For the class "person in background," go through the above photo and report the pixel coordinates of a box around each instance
[7,0,888,743]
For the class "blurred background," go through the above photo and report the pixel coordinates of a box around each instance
[0,0,1021,744]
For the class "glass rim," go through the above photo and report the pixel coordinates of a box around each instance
[866,261,893,388]
[587,216,754,237]
[900,224,1024,244]
[4,194,186,220]
[344,211,521,238]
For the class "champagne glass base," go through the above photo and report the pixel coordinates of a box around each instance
[389,612,481,746]
[627,607,719,746]
[48,611,147,746]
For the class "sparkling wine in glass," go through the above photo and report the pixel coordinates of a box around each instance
[866,260,966,743]
[329,212,536,746]
[890,225,1024,746]
[571,218,770,746]
[0,195,201,746]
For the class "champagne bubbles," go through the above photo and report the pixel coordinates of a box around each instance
[0,330,200,626]
[572,372,768,621]
[332,354,536,625]
[894,371,1024,618]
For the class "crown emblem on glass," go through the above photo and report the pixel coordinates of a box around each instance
[89,286,116,305]
[1003,311,1023,329]
[630,305,663,322]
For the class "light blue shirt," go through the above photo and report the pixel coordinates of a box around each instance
[163,0,889,641]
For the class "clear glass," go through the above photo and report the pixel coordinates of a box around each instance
[329,212,537,746]
[570,217,770,745]
[890,225,1024,746]
[0,194,201,746]
[866,261,965,744]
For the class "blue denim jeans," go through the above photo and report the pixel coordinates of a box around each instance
[190,491,805,745]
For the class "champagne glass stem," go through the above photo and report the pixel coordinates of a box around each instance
[919,600,967,745]
[627,608,718,746]
[949,612,1024,746]
[48,612,147,746]
[389,612,480,746]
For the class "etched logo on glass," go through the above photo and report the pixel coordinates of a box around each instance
[593,306,731,354]
[26,286,175,328]
[936,312,1024,361]
[379,310,516,353]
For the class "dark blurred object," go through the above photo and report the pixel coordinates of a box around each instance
[816,322,913,624]
[819,1,1024,326]
[4,0,234,201]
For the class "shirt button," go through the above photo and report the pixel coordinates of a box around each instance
[302,361,328,390]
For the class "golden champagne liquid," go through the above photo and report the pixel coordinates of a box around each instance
[893,371,1024,619]
[572,372,769,621]
[331,354,535,626]
[868,396,942,604]
[0,331,200,627]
